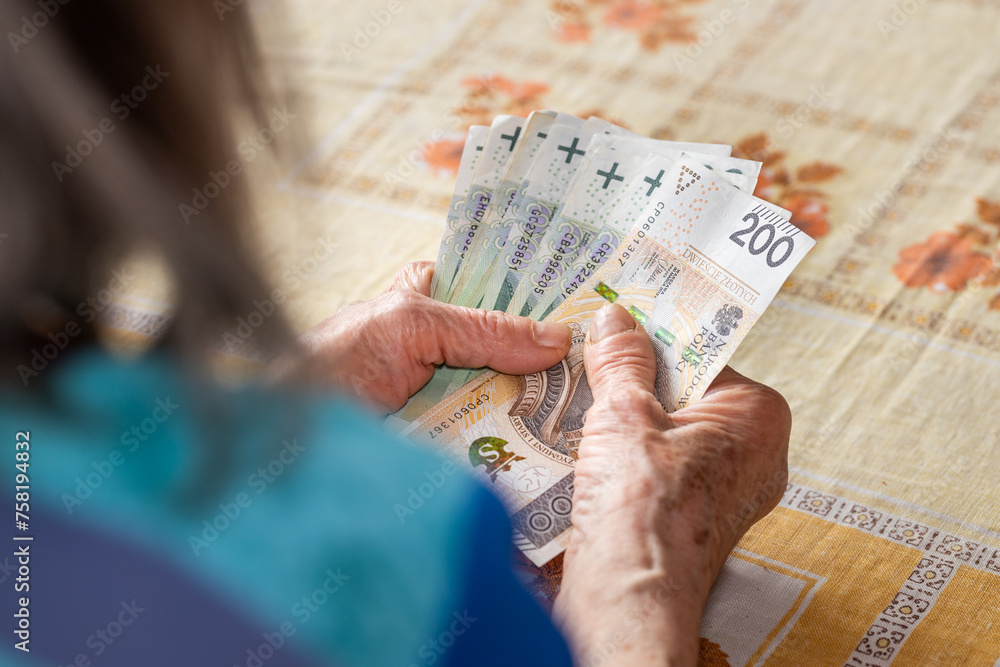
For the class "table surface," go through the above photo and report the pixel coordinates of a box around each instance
[106,1,1000,664]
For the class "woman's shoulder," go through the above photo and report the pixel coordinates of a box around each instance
[3,347,538,666]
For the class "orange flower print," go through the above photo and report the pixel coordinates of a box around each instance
[461,75,550,104]
[424,73,623,179]
[603,0,662,29]
[503,81,551,107]
[549,0,705,49]
[732,133,841,241]
[892,231,992,292]
[457,74,550,121]
[555,22,590,43]
[698,637,732,667]
[784,195,830,239]
[461,74,516,98]
[422,138,466,178]
[419,75,552,177]
[752,166,784,203]
[896,197,1000,306]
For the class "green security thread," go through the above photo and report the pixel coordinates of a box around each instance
[683,347,702,365]
[627,306,649,325]
[654,328,675,345]
[596,284,678,347]
[595,282,618,303]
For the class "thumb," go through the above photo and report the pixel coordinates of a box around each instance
[424,299,572,375]
[583,303,657,399]
[383,261,434,296]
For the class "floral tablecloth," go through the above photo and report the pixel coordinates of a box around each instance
[109,0,1000,664]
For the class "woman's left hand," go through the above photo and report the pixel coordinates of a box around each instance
[275,261,572,413]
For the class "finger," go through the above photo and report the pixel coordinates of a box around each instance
[682,364,792,440]
[384,261,434,296]
[700,365,781,407]
[583,303,657,398]
[701,365,748,394]
[414,298,572,375]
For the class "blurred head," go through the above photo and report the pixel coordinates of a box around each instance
[0,0,293,387]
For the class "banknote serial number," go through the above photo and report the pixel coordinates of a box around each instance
[428,394,490,439]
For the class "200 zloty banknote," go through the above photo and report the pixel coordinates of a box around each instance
[400,148,814,565]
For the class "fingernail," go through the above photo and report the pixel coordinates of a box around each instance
[588,304,638,343]
[532,320,572,348]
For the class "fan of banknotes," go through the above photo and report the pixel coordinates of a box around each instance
[389,110,815,566]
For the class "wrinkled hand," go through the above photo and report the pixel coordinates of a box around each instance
[274,261,572,413]
[554,304,790,666]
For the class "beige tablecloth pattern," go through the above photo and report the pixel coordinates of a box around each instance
[107,0,1000,664]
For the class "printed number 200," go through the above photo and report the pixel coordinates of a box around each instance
[729,212,794,268]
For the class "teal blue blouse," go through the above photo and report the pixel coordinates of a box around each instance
[0,349,572,666]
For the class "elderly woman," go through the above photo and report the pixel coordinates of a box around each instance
[0,1,789,665]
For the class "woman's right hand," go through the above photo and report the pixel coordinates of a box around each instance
[553,304,791,666]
